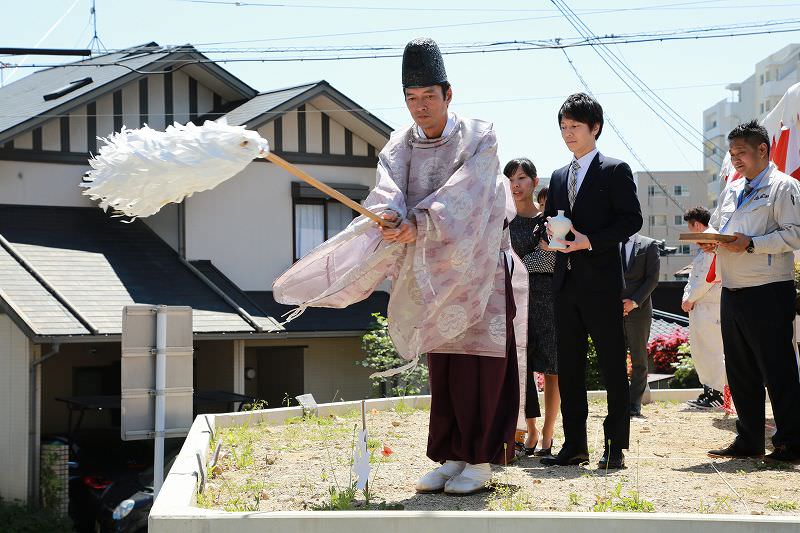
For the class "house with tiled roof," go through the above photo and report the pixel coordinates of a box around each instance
[0,43,392,504]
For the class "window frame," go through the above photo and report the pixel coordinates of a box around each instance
[291,181,368,262]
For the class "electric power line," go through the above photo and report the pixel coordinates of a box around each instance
[560,47,687,212]
[4,23,800,73]
[550,0,726,169]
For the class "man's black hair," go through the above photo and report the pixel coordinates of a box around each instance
[537,186,549,203]
[683,206,711,226]
[727,119,770,157]
[558,92,604,140]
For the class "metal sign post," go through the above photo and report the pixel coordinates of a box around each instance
[121,305,193,497]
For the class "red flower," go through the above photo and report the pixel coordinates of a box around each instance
[381,445,393,457]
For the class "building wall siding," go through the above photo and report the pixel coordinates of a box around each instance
[0,314,31,501]
[245,337,374,403]
[184,161,376,290]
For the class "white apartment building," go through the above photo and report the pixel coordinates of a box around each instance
[635,170,711,280]
[703,43,800,202]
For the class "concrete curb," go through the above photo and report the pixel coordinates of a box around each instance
[150,390,797,533]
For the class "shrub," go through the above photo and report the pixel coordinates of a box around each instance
[648,330,689,374]
[0,498,73,533]
[359,313,428,397]
[586,336,604,390]
[794,262,800,314]
[669,344,701,388]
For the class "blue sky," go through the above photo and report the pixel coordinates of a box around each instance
[3,0,800,180]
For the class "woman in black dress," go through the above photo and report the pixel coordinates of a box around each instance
[505,158,560,456]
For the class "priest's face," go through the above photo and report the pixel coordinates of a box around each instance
[404,85,452,137]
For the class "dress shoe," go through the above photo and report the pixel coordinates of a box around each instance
[540,449,589,466]
[764,445,800,465]
[444,463,492,495]
[415,460,465,493]
[533,441,554,457]
[707,441,764,459]
[598,448,625,469]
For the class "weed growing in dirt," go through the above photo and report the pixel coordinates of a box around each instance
[567,492,581,510]
[487,482,535,511]
[767,500,799,511]
[592,481,654,512]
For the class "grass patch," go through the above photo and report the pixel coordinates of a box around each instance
[767,500,799,511]
[487,482,535,511]
[592,482,654,513]
[0,498,74,533]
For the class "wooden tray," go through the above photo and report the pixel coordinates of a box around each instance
[679,232,736,243]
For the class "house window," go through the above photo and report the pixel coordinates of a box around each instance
[678,244,691,255]
[759,74,764,85]
[674,215,684,226]
[760,102,765,114]
[292,182,369,261]
[647,186,663,197]
[673,185,689,196]
[649,215,667,226]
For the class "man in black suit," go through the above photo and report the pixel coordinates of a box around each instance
[541,93,643,469]
[621,233,660,417]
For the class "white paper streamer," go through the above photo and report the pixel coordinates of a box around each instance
[81,119,270,219]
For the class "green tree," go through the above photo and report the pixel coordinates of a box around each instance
[359,313,428,397]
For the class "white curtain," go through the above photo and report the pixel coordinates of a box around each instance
[326,202,355,238]
[295,204,324,259]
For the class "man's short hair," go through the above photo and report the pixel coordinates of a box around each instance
[558,93,604,140]
[727,119,770,157]
[503,158,537,179]
[683,206,711,226]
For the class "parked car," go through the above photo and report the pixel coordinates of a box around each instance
[91,450,179,533]
[64,429,176,533]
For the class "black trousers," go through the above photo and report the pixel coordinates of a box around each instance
[555,273,631,453]
[720,280,800,451]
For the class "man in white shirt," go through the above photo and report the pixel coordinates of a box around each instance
[680,206,726,410]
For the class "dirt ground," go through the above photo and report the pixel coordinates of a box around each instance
[198,400,799,514]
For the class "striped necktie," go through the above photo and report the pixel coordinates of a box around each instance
[568,160,580,208]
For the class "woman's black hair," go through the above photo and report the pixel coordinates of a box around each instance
[503,158,537,179]
[536,186,549,204]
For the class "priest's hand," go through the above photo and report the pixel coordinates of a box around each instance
[681,300,694,312]
[380,213,417,244]
[553,225,592,253]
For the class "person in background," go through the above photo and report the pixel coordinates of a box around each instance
[506,160,560,458]
[681,206,726,410]
[620,233,660,418]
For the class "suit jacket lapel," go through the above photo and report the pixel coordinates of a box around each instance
[630,235,641,271]
[572,152,602,214]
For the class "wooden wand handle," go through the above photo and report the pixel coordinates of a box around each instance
[265,152,393,227]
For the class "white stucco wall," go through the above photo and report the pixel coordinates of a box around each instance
[0,160,92,207]
[184,161,376,290]
[0,314,31,502]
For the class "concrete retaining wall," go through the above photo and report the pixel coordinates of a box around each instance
[150,391,797,533]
